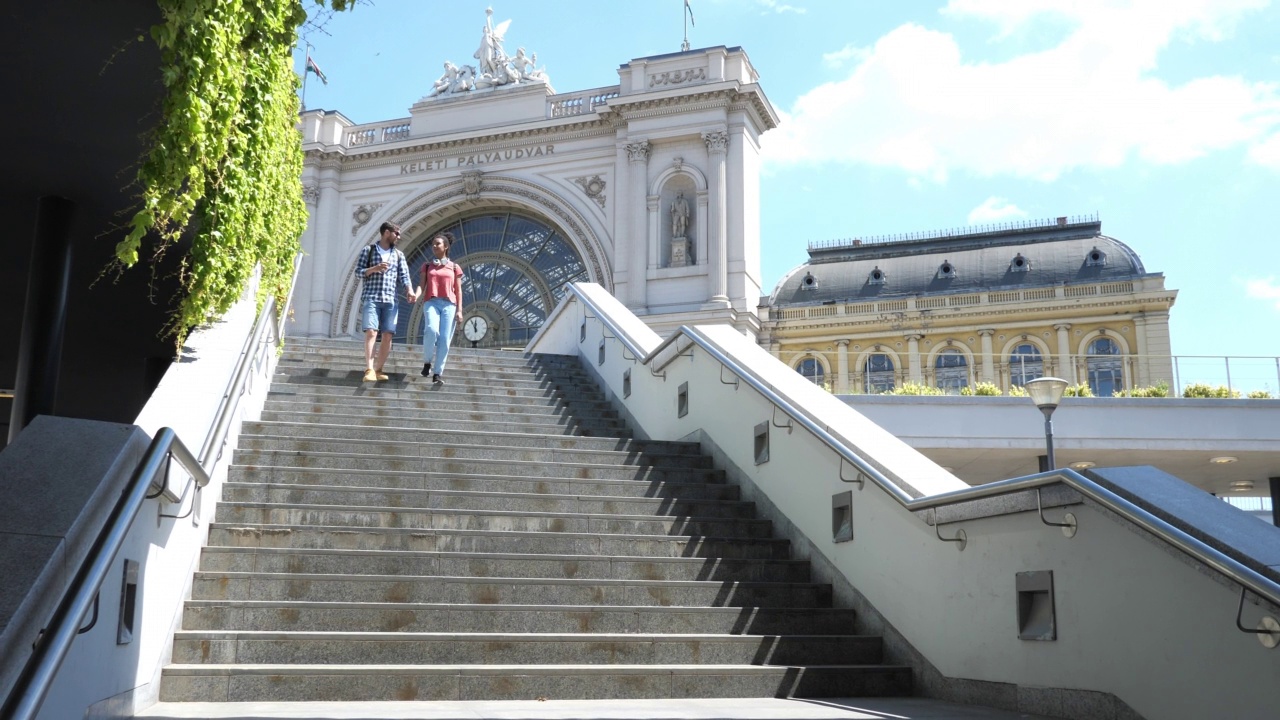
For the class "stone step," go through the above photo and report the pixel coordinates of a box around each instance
[191,572,833,608]
[270,375,597,402]
[269,371,597,396]
[262,397,618,425]
[270,367,594,391]
[263,391,614,416]
[226,466,739,501]
[214,503,771,538]
[281,342,561,364]
[207,524,792,559]
[234,437,711,469]
[263,390,613,417]
[273,361,593,383]
[240,420,701,455]
[158,663,913,702]
[171,630,881,667]
[278,356,592,382]
[257,397,616,425]
[261,399,620,425]
[284,343,564,360]
[221,484,751,520]
[231,450,723,484]
[198,546,809,583]
[265,378,609,403]
[258,410,627,438]
[283,337,546,356]
[140,697,1035,720]
[181,600,855,635]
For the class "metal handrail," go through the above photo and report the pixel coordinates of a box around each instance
[274,253,304,344]
[196,257,300,471]
[151,257,302,503]
[2,256,305,718]
[772,346,1280,397]
[566,285,1280,614]
[1,430,205,720]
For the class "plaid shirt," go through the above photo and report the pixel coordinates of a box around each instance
[355,243,413,303]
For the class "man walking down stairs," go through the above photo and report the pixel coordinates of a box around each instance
[137,338,1050,718]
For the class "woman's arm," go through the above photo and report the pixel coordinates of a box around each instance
[454,267,464,324]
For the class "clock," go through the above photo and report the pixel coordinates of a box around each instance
[463,315,489,343]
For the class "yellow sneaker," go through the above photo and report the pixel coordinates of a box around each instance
[362,368,378,382]
[375,370,390,381]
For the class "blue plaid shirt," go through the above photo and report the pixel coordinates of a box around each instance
[355,243,413,303]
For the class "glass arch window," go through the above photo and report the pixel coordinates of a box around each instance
[797,357,824,387]
[934,348,969,394]
[1086,337,1123,397]
[1009,343,1044,387]
[864,353,895,394]
[398,212,590,345]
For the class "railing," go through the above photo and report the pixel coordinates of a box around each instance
[337,85,623,149]
[381,123,410,142]
[1,255,303,720]
[547,86,620,118]
[193,254,303,482]
[808,213,1101,251]
[773,280,1142,320]
[565,281,1280,632]
[344,119,413,147]
[777,347,1280,398]
[347,128,377,146]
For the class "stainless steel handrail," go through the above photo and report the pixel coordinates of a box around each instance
[196,281,281,470]
[1,430,205,720]
[566,285,1280,613]
[152,256,302,502]
[274,253,304,344]
[2,256,305,718]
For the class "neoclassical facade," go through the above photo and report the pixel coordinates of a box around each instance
[758,218,1179,396]
[292,21,777,345]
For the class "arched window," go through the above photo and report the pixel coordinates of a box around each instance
[797,357,825,387]
[401,212,589,345]
[934,348,969,394]
[864,353,895,394]
[1086,337,1123,397]
[1009,343,1044,387]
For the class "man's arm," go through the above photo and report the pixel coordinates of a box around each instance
[354,246,371,277]
[402,255,421,301]
[397,253,418,299]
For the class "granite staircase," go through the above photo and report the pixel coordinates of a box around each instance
[156,337,912,705]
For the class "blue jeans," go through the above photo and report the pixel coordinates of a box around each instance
[422,298,458,373]
[361,300,398,335]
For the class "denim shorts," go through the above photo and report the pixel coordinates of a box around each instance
[361,300,399,334]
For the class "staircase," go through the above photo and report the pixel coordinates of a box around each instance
[157,337,912,705]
